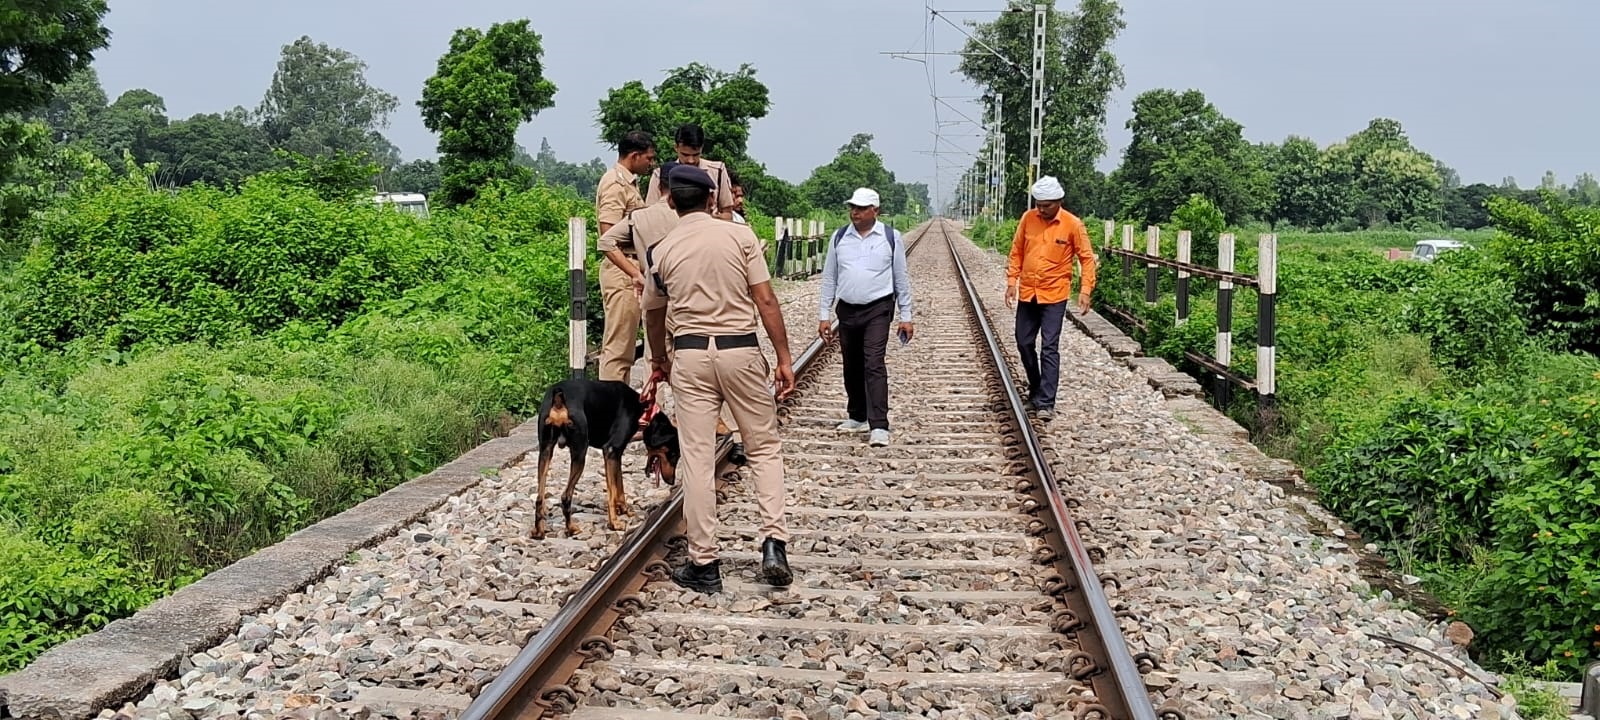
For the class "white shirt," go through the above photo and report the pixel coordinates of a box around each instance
[818,220,913,323]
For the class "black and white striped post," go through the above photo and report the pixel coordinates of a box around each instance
[1120,224,1134,304]
[1175,230,1191,326]
[1256,233,1278,412]
[1213,232,1235,409]
[568,216,588,380]
[1144,225,1160,305]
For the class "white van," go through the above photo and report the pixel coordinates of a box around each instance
[1412,238,1467,262]
[373,192,430,219]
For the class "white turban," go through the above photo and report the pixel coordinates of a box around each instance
[1030,175,1064,201]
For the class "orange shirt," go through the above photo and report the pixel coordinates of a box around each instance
[1005,208,1097,304]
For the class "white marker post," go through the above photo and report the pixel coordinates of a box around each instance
[568,216,587,380]
[1256,233,1278,408]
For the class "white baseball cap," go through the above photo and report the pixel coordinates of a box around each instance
[845,187,880,207]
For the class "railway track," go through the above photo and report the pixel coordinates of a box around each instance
[463,219,1164,720]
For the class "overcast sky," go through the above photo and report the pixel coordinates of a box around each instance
[93,0,1597,206]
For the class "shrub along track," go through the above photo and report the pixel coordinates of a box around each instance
[464,219,1162,720]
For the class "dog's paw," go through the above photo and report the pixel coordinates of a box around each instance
[565,523,581,537]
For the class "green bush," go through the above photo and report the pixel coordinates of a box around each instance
[1170,193,1225,266]
[0,164,593,671]
[1093,221,1600,679]
[1486,194,1600,354]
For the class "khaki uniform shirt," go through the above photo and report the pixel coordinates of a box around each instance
[597,201,680,264]
[595,162,645,229]
[641,213,768,337]
[644,158,735,211]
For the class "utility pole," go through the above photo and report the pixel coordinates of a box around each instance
[996,91,1006,219]
[1028,3,1046,194]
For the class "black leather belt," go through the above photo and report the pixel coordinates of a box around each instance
[674,333,759,350]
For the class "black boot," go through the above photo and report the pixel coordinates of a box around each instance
[760,538,792,587]
[729,442,747,467]
[670,559,722,594]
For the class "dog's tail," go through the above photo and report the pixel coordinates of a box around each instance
[546,389,571,427]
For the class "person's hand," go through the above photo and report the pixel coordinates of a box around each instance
[1077,295,1091,315]
[897,322,914,343]
[1004,285,1018,308]
[632,274,645,298]
[818,320,834,341]
[650,356,671,382]
[773,362,795,400]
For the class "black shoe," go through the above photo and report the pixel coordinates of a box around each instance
[729,442,747,467]
[670,559,722,594]
[760,538,792,587]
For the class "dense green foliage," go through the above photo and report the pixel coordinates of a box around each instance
[1088,196,1600,678]
[594,62,811,219]
[798,134,926,215]
[0,161,591,670]
[419,20,559,208]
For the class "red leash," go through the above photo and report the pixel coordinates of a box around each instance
[639,370,666,486]
[638,369,665,429]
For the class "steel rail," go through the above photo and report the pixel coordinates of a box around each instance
[940,220,1160,720]
[460,221,936,720]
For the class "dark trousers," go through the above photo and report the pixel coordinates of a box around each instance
[836,294,894,430]
[1015,299,1066,410]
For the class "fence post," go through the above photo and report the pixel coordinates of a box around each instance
[1176,230,1191,326]
[1214,232,1236,409]
[808,220,819,275]
[1120,224,1134,306]
[1103,220,1114,250]
[1144,225,1160,305]
[568,216,587,380]
[771,216,785,275]
[1256,233,1278,414]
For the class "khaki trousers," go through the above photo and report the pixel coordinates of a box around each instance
[599,260,644,382]
[670,342,788,564]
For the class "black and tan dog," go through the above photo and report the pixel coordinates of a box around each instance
[533,379,647,538]
[640,410,745,487]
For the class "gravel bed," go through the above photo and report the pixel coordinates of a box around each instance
[566,223,1098,719]
[945,222,1510,719]
[92,274,828,719]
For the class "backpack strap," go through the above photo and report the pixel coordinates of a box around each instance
[885,225,896,252]
[645,243,666,294]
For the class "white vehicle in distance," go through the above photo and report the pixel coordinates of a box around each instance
[373,192,430,219]
[1412,238,1468,262]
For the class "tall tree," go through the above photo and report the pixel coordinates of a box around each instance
[1111,88,1269,225]
[255,36,399,167]
[145,113,277,187]
[34,67,107,146]
[419,19,557,207]
[1340,118,1443,227]
[595,62,770,164]
[380,159,441,195]
[957,0,1125,214]
[1,0,110,213]
[86,88,167,166]
[597,63,795,214]
[800,133,897,211]
[0,0,110,116]
[521,137,606,199]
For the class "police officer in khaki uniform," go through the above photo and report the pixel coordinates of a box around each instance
[594,130,657,382]
[643,124,735,220]
[641,164,795,593]
[602,162,747,463]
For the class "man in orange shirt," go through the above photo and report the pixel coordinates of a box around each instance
[1003,175,1097,421]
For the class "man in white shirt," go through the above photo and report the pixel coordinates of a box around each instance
[816,188,914,447]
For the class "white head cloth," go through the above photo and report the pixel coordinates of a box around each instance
[1030,175,1064,201]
